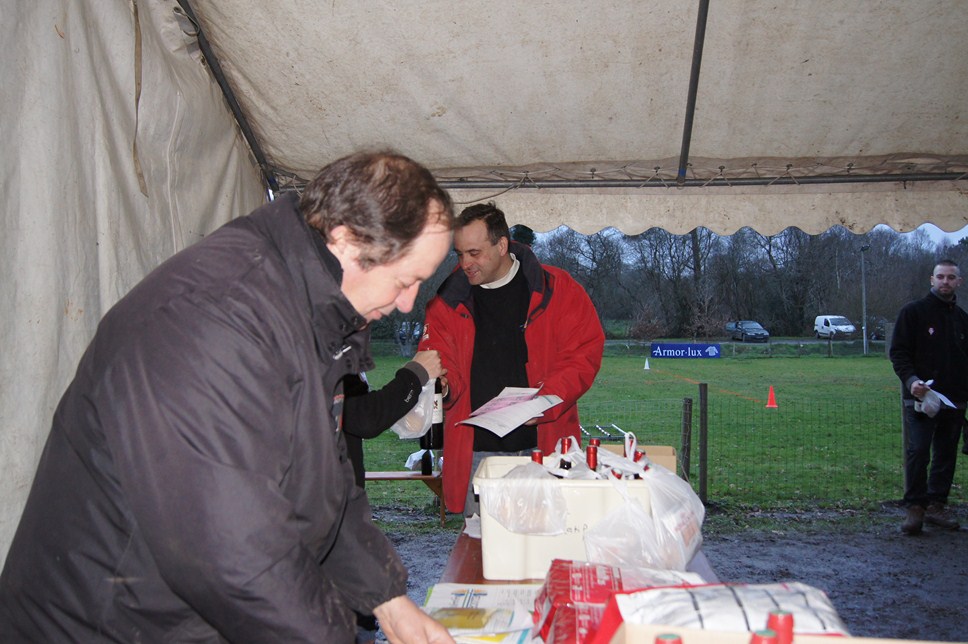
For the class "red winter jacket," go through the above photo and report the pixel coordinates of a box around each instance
[419,243,604,513]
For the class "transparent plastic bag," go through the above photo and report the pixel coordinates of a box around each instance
[585,467,705,571]
[389,378,435,439]
[479,461,568,535]
[584,479,667,569]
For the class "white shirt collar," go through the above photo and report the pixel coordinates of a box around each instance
[481,253,519,289]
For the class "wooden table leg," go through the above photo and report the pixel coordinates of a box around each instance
[421,476,446,526]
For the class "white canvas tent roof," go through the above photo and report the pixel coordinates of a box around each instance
[190,0,968,235]
[1,0,966,559]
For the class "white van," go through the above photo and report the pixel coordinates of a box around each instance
[814,315,856,339]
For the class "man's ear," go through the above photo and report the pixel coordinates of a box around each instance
[328,225,361,264]
[498,235,510,256]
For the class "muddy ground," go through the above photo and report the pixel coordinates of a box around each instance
[376,503,967,643]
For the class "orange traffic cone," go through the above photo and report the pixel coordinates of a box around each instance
[766,386,778,409]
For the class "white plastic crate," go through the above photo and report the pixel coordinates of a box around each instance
[472,455,657,580]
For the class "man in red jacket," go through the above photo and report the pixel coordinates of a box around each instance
[419,202,604,516]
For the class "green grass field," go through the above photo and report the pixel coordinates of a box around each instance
[361,344,967,520]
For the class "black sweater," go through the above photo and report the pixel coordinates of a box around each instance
[890,290,968,405]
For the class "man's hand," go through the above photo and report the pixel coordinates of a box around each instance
[911,379,934,399]
[373,595,455,644]
[412,350,446,381]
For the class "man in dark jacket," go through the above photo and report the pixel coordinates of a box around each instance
[0,151,457,643]
[890,259,968,536]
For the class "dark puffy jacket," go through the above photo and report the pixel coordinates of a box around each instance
[0,194,407,642]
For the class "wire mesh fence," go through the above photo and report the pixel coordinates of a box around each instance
[578,395,968,510]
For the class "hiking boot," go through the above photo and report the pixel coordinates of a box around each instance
[901,506,924,535]
[925,503,960,530]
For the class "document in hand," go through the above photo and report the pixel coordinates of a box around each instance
[460,387,563,438]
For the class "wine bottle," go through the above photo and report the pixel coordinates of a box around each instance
[419,378,444,474]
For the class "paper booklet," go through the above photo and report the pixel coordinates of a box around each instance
[459,386,562,438]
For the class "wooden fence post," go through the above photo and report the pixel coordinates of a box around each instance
[680,397,693,480]
[699,382,708,504]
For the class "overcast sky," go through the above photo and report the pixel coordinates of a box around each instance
[912,223,968,245]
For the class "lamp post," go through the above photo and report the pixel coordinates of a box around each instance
[860,244,870,356]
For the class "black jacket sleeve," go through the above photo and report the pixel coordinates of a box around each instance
[343,361,429,486]
[890,301,921,397]
[343,362,429,439]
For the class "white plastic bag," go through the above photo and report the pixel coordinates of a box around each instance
[916,388,942,417]
[585,467,705,571]
[389,378,436,439]
[644,465,705,570]
[584,478,667,570]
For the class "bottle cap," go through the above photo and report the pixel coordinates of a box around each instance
[749,628,778,644]
[767,610,794,644]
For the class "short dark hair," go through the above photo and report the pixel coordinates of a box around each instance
[299,151,454,269]
[457,202,509,245]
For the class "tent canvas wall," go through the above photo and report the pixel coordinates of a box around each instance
[2,0,967,561]
[1,1,264,560]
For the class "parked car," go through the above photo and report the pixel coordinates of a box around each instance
[814,315,856,339]
[729,320,770,343]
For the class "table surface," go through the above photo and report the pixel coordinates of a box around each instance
[440,530,719,585]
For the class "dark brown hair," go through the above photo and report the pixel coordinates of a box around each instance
[299,151,454,268]
[457,202,510,245]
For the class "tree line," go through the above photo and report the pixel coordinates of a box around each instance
[371,225,968,350]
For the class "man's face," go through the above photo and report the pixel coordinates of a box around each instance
[930,263,963,298]
[336,202,452,322]
[453,219,509,286]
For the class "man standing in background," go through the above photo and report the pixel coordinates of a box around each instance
[420,202,604,516]
[890,259,968,535]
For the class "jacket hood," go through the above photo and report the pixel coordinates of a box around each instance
[436,240,551,320]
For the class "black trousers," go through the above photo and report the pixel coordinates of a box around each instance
[902,406,963,507]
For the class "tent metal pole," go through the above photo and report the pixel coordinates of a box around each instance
[676,0,711,185]
[438,172,968,190]
[176,0,278,192]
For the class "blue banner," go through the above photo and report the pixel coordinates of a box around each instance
[650,343,721,358]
